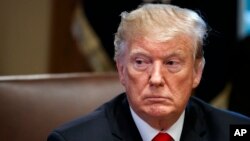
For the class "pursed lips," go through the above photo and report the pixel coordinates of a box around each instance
[143,95,171,103]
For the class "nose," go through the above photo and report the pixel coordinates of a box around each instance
[149,62,164,87]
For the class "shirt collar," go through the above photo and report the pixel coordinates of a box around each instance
[130,107,185,141]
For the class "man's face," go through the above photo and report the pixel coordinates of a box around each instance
[116,35,203,120]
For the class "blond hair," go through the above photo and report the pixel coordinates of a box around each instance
[114,3,207,64]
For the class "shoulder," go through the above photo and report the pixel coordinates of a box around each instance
[48,105,111,141]
[182,96,250,140]
[188,96,250,123]
[47,93,127,141]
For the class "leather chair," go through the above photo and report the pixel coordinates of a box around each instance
[0,72,124,141]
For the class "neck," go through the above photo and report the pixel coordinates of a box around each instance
[141,112,181,131]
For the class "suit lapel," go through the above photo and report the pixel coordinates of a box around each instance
[107,95,208,141]
[180,97,208,141]
[107,93,143,141]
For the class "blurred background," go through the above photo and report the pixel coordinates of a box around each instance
[0,0,52,75]
[0,0,115,76]
[0,0,249,116]
[1,0,249,75]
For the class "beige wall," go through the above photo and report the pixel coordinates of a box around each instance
[0,0,51,75]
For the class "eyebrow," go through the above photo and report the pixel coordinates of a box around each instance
[166,50,186,58]
[130,48,187,59]
[130,48,150,56]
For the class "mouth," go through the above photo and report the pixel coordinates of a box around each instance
[144,96,170,103]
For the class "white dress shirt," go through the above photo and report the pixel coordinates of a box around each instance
[130,107,185,141]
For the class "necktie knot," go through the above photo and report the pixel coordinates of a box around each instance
[152,132,173,141]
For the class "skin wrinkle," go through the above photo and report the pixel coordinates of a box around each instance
[114,4,207,133]
[117,34,203,130]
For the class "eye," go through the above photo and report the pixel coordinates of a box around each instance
[135,59,144,65]
[166,60,176,65]
[165,59,182,73]
[133,57,150,70]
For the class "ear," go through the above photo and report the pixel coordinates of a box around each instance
[116,60,126,86]
[192,59,204,88]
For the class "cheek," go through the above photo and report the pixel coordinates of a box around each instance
[165,75,192,113]
[123,66,149,104]
[125,66,147,91]
[124,67,148,109]
[169,71,194,99]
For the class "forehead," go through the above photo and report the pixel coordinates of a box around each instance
[127,35,194,57]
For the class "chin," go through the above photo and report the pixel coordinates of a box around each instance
[145,105,174,117]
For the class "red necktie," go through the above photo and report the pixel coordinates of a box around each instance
[152,132,173,141]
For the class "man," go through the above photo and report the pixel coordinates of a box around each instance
[82,0,238,107]
[48,3,250,141]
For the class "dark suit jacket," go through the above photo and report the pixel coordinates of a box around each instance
[47,93,250,141]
